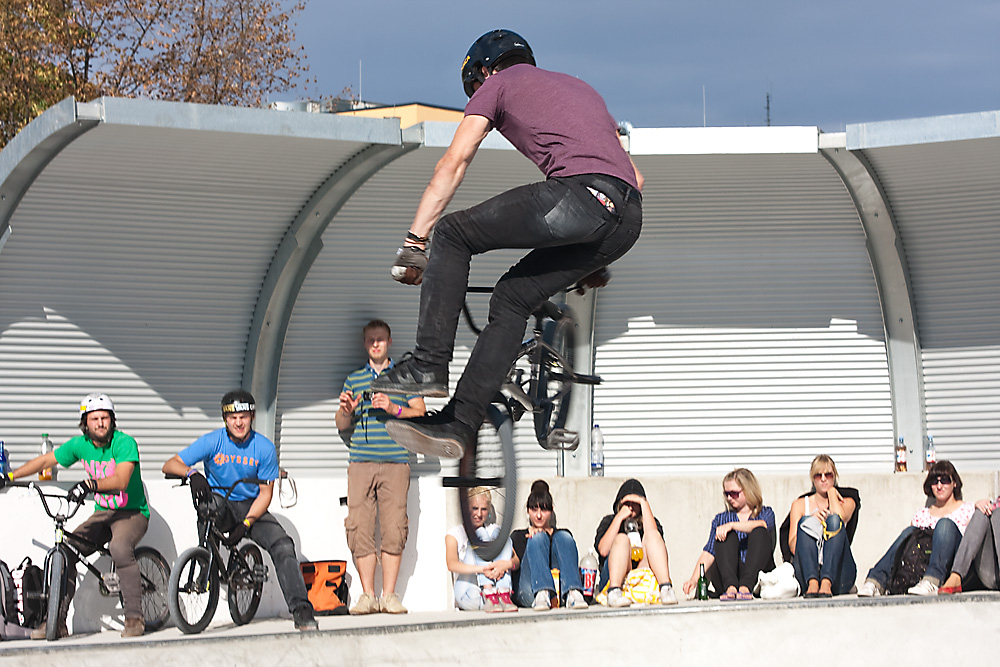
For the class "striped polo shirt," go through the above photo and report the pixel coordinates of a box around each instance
[341,360,415,464]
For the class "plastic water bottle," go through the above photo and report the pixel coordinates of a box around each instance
[38,433,55,481]
[580,549,599,599]
[0,440,10,475]
[924,435,936,471]
[590,425,604,477]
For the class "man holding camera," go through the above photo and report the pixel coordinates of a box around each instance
[336,319,425,614]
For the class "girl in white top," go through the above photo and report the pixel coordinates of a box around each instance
[444,487,517,612]
[858,460,973,597]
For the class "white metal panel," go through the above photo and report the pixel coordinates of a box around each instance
[863,138,1000,467]
[275,146,562,478]
[0,122,366,474]
[594,153,892,475]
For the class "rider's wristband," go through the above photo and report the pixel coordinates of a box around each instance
[406,231,429,244]
[243,518,252,527]
[186,468,195,478]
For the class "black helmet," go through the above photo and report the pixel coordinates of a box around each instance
[221,389,255,416]
[461,29,535,98]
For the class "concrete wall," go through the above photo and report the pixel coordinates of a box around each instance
[3,469,996,633]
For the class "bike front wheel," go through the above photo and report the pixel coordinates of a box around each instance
[532,314,576,446]
[45,549,66,641]
[134,546,170,632]
[452,403,517,561]
[168,546,219,634]
[227,543,264,626]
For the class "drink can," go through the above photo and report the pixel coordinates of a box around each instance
[550,568,560,608]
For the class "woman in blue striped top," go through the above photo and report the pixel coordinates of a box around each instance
[683,468,775,600]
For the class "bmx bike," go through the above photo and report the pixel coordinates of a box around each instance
[4,481,170,640]
[445,281,602,560]
[166,475,268,634]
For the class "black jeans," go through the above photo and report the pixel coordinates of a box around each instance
[211,496,312,614]
[415,174,642,428]
[709,527,775,594]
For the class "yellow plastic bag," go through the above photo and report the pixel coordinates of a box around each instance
[595,567,661,606]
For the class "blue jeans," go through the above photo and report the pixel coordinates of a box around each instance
[867,519,962,588]
[453,529,514,610]
[413,174,642,429]
[515,530,584,606]
[792,514,857,595]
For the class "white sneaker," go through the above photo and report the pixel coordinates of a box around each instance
[907,578,938,596]
[857,579,883,597]
[660,583,678,605]
[606,587,631,608]
[566,589,588,609]
[532,590,551,611]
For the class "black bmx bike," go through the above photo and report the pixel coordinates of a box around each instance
[166,476,268,634]
[446,281,602,560]
[4,481,170,640]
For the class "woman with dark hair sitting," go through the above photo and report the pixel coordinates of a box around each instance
[683,468,775,601]
[594,478,677,607]
[509,480,587,611]
[787,455,859,597]
[858,460,974,597]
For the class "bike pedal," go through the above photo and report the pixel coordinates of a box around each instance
[543,429,580,451]
[101,572,121,595]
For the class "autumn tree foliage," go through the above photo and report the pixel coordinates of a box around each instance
[1,0,308,144]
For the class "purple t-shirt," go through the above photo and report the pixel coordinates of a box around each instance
[464,64,638,189]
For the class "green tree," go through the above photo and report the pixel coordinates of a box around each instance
[1,0,308,145]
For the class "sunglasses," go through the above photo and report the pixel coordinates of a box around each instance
[813,472,835,481]
[723,490,742,499]
[931,475,953,486]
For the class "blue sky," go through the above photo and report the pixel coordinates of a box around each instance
[286,0,999,132]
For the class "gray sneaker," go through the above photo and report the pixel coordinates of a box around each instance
[857,579,883,597]
[606,587,631,608]
[531,590,551,611]
[380,592,408,614]
[349,592,380,615]
[660,583,678,605]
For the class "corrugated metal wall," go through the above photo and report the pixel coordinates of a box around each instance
[0,123,365,475]
[864,138,1000,467]
[592,153,893,475]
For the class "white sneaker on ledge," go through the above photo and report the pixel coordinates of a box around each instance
[532,590,551,611]
[907,578,938,596]
[857,579,883,597]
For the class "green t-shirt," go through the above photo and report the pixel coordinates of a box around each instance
[54,430,149,518]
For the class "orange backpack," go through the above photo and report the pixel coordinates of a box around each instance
[300,561,349,615]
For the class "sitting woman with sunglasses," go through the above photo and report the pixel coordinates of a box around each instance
[786,455,860,597]
[858,460,974,596]
[445,487,517,612]
[683,468,775,600]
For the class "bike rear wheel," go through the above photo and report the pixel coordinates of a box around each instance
[532,314,576,446]
[134,546,170,632]
[227,543,264,626]
[450,403,517,561]
[45,549,66,641]
[168,546,219,634]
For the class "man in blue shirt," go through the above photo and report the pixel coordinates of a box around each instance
[336,319,425,614]
[162,390,318,631]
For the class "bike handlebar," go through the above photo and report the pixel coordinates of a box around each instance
[3,480,86,523]
[164,473,266,501]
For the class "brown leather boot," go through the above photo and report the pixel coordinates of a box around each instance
[121,617,145,638]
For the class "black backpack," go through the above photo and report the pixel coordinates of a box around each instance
[888,528,933,595]
[12,558,44,629]
[0,559,17,626]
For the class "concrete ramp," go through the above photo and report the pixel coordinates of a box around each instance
[2,594,998,666]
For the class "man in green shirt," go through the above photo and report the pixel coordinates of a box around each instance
[0,393,149,639]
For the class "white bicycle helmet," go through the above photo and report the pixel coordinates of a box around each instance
[80,392,115,416]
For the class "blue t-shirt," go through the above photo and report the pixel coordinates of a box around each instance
[178,428,279,502]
